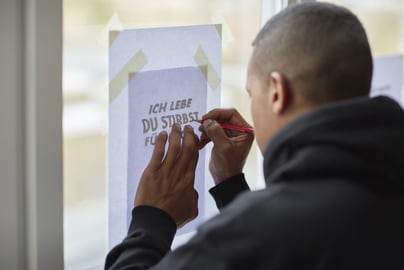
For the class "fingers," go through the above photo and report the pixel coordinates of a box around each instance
[137,124,200,228]
[144,131,168,171]
[198,108,253,149]
[201,119,231,148]
[202,108,252,128]
[185,136,199,177]
[198,128,211,149]
[162,124,182,168]
[176,125,199,173]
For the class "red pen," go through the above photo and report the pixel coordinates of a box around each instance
[193,119,254,134]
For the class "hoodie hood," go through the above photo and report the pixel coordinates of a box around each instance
[263,96,404,190]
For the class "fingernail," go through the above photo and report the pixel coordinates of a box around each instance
[173,123,180,130]
[160,131,168,138]
[185,125,193,131]
[203,119,212,126]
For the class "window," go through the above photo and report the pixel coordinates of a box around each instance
[64,1,404,268]
[322,0,404,103]
[63,1,262,268]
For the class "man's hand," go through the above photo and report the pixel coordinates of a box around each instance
[135,124,199,228]
[199,109,254,185]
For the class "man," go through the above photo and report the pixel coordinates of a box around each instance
[106,2,404,269]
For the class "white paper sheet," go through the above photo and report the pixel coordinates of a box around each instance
[371,55,403,106]
[127,66,207,235]
[109,25,221,248]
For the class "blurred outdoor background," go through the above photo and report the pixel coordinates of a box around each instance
[63,0,404,269]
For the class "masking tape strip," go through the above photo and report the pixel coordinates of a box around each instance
[109,50,147,102]
[197,65,208,83]
[194,45,221,91]
[109,30,121,48]
[214,24,222,40]
[127,72,138,90]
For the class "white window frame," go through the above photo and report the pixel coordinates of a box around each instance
[0,0,63,269]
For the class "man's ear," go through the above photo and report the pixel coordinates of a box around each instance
[268,71,290,115]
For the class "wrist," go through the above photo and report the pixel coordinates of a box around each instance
[209,173,250,209]
[212,170,243,185]
[130,206,177,246]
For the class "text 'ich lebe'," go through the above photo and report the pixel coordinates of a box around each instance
[142,98,200,146]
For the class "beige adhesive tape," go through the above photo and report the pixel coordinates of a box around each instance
[211,16,233,47]
[194,45,221,90]
[98,16,123,49]
[109,30,121,48]
[214,24,222,40]
[109,50,147,102]
[197,65,208,82]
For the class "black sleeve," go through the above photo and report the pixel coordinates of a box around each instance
[105,174,251,270]
[209,173,250,210]
[105,205,176,270]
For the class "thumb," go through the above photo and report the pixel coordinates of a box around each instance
[202,119,230,147]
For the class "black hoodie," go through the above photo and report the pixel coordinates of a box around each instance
[106,96,404,270]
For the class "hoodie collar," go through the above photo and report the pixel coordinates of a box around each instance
[262,96,404,185]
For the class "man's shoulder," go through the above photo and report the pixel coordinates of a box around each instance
[191,178,404,270]
[205,178,388,233]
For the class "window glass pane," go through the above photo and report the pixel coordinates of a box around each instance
[321,0,404,103]
[322,0,404,55]
[63,1,261,269]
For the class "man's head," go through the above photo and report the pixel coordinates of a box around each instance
[247,2,373,151]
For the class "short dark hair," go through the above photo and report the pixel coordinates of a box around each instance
[252,2,373,105]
